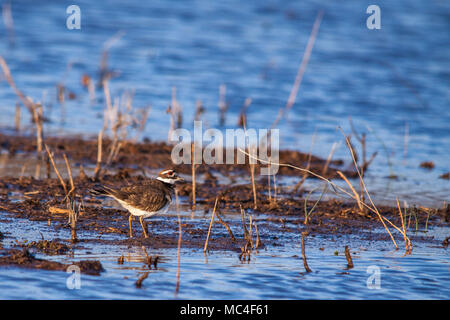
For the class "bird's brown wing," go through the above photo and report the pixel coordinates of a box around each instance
[114,184,170,212]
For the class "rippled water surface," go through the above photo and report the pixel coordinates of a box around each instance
[0,213,449,299]
[0,0,448,205]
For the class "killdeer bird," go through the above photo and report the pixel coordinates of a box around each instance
[91,169,184,239]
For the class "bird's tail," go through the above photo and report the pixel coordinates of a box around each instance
[89,185,117,198]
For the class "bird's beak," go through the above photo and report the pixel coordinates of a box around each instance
[176,176,185,183]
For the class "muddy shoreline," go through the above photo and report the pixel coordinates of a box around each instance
[0,133,449,273]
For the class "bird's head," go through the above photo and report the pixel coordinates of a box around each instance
[156,169,184,184]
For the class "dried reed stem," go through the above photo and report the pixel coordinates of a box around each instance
[136,272,149,289]
[248,215,254,248]
[94,129,103,179]
[344,246,354,269]
[250,162,257,209]
[396,197,412,254]
[63,153,75,197]
[294,132,316,193]
[253,222,261,249]
[322,142,337,176]
[44,144,67,196]
[32,104,44,158]
[403,122,409,164]
[175,214,182,295]
[203,197,219,252]
[218,84,227,126]
[14,103,20,131]
[103,79,113,125]
[301,232,312,272]
[2,3,15,47]
[194,100,204,121]
[0,56,34,112]
[216,211,236,243]
[239,148,402,248]
[304,184,327,225]
[240,205,250,242]
[341,133,398,249]
[0,56,43,160]
[191,143,196,207]
[268,158,272,203]
[337,170,363,211]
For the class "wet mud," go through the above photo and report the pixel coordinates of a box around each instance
[0,134,449,273]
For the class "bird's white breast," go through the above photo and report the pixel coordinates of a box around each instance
[117,198,171,219]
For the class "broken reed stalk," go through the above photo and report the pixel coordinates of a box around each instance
[136,272,149,289]
[63,153,75,197]
[250,158,257,210]
[194,100,204,121]
[336,170,363,211]
[44,144,67,196]
[348,118,377,207]
[424,209,432,233]
[397,197,412,254]
[294,155,311,193]
[273,10,323,126]
[0,56,34,112]
[48,206,84,215]
[301,232,312,273]
[0,56,44,159]
[243,119,258,209]
[216,211,236,243]
[294,132,316,193]
[240,204,245,226]
[110,140,123,164]
[240,205,250,245]
[32,104,44,159]
[248,215,254,249]
[403,122,409,164]
[238,148,404,249]
[134,105,151,142]
[272,173,277,202]
[341,132,399,249]
[103,79,113,129]
[191,143,196,207]
[94,129,103,179]
[14,103,20,131]
[253,222,261,249]
[238,98,252,128]
[322,142,337,176]
[304,184,328,225]
[344,246,354,269]
[203,197,219,253]
[349,117,365,165]
[2,3,15,47]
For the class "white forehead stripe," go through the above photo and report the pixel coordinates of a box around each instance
[160,170,174,175]
[157,177,175,184]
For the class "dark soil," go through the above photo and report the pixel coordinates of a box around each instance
[0,247,104,275]
[0,133,355,179]
[0,134,448,272]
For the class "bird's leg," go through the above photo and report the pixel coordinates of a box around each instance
[129,214,134,239]
[139,216,149,238]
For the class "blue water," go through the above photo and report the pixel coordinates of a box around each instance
[0,0,448,205]
[0,213,449,299]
